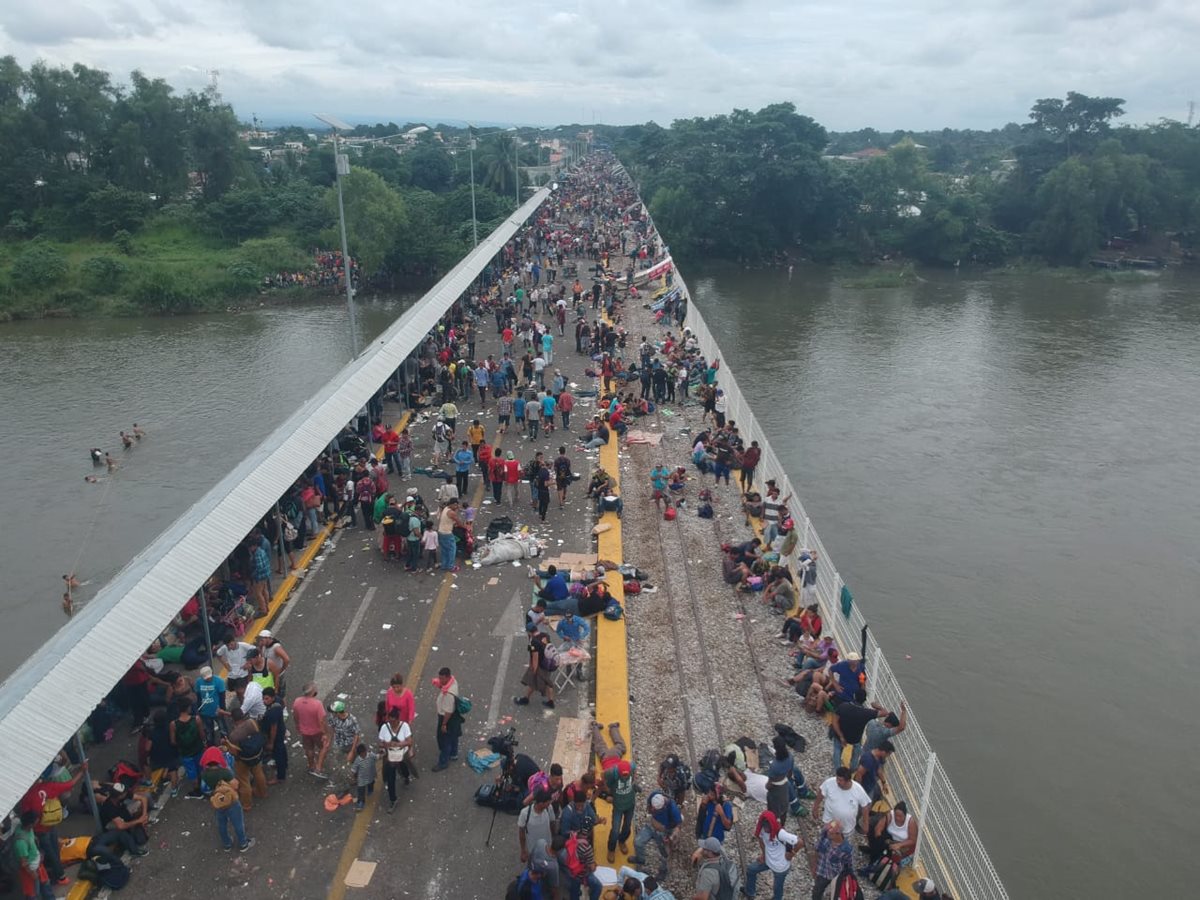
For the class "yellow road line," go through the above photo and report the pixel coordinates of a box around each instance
[327,420,504,898]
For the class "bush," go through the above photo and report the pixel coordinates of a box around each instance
[129,267,201,314]
[80,256,129,294]
[51,288,93,311]
[9,240,69,290]
[113,230,134,255]
[232,236,309,276]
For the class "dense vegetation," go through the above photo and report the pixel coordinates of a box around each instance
[609,95,1200,267]
[0,58,537,319]
[5,57,1199,318]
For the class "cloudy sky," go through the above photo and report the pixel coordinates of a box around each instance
[1,0,1196,131]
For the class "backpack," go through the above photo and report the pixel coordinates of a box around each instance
[526,770,550,797]
[623,579,641,595]
[868,851,901,891]
[700,857,741,900]
[562,832,587,878]
[39,795,64,827]
[603,601,623,620]
[237,731,265,764]
[692,768,717,795]
[698,502,714,518]
[209,779,238,810]
[539,643,560,672]
[834,869,865,900]
[455,695,472,717]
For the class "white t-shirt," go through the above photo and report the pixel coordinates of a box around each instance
[378,720,412,759]
[762,828,800,873]
[819,777,872,835]
[217,642,254,678]
[240,681,266,720]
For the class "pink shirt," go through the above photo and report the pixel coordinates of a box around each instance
[291,695,326,737]
[386,687,415,724]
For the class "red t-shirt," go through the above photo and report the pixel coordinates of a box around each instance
[505,459,521,484]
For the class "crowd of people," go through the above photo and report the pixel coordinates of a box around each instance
[4,154,951,900]
[262,249,358,291]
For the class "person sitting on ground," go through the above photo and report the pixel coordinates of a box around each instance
[667,467,688,496]
[531,565,570,605]
[866,799,918,868]
[580,416,610,449]
[762,566,797,615]
[98,782,150,856]
[788,635,837,678]
[721,547,754,590]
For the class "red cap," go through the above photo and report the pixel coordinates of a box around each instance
[617,760,632,776]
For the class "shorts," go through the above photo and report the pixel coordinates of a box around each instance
[521,667,553,694]
[499,415,511,426]
[556,476,569,490]
[652,488,664,500]
[301,732,325,756]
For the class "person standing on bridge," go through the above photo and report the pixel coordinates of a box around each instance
[453,441,474,497]
[431,667,462,771]
[436,498,464,573]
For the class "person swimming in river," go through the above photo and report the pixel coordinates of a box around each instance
[132,423,145,439]
[63,574,80,590]
[104,452,118,472]
[120,431,134,449]
[90,448,104,464]
[62,591,74,617]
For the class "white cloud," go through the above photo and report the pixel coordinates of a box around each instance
[0,0,1196,129]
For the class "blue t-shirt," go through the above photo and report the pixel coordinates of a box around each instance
[543,574,569,601]
[542,333,553,351]
[698,800,733,842]
[492,370,507,391]
[515,397,527,418]
[649,792,682,831]
[829,661,862,701]
[541,396,556,417]
[454,449,474,473]
[195,675,226,717]
[858,751,883,796]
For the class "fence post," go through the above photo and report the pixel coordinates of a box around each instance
[802,516,811,547]
[866,651,881,704]
[913,751,937,869]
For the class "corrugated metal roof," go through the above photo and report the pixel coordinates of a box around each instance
[0,189,551,815]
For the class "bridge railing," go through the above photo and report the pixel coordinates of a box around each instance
[662,257,1009,900]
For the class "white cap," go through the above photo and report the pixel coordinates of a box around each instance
[650,793,666,810]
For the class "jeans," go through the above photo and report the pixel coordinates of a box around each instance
[608,806,634,852]
[384,451,400,473]
[438,533,457,570]
[812,875,833,900]
[563,871,604,900]
[215,800,249,850]
[436,727,459,767]
[582,437,606,449]
[400,455,412,479]
[632,825,669,877]
[273,742,289,781]
[745,861,789,900]
[528,418,540,439]
[305,507,319,534]
[832,737,862,773]
[455,470,469,497]
[561,411,571,429]
[543,597,580,616]
[37,828,63,880]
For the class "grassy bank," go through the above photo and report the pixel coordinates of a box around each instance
[0,217,314,321]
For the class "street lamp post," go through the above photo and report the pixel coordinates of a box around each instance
[314,113,360,356]
[514,137,520,209]
[469,137,479,246]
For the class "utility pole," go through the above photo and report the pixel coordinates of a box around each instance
[314,114,360,356]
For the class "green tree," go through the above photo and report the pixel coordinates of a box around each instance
[80,255,129,293]
[408,142,454,192]
[327,169,408,274]
[205,187,277,240]
[82,184,153,236]
[1031,157,1102,264]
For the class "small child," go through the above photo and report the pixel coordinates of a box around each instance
[348,744,377,810]
[421,521,438,572]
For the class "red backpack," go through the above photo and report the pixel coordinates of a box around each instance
[562,832,587,878]
[663,506,677,521]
